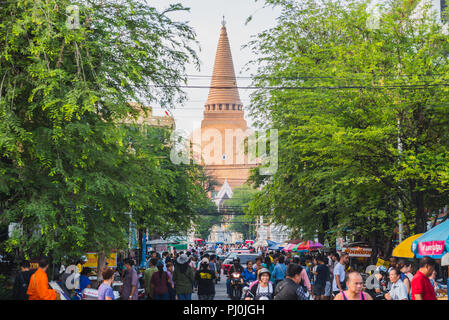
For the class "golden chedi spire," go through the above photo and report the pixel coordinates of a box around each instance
[205,18,243,111]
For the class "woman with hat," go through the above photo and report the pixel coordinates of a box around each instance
[195,258,216,300]
[244,268,274,300]
[173,254,195,300]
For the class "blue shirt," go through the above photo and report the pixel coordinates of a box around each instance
[272,263,286,281]
[98,283,114,300]
[78,275,91,292]
[242,268,257,283]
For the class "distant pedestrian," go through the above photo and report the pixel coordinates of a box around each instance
[173,254,195,300]
[12,260,34,300]
[195,258,216,300]
[313,255,330,300]
[98,268,115,300]
[166,261,176,300]
[120,259,138,300]
[150,261,170,300]
[332,253,349,296]
[144,258,158,299]
[411,257,437,300]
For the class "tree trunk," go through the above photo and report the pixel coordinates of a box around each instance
[97,252,106,286]
[412,188,426,234]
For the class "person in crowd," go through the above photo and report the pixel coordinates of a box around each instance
[245,268,274,300]
[209,255,218,283]
[216,256,222,282]
[388,257,398,273]
[226,258,244,298]
[98,268,115,300]
[332,253,349,297]
[397,259,412,297]
[166,261,176,300]
[255,256,263,271]
[242,260,257,285]
[411,256,437,300]
[373,266,389,297]
[313,255,330,300]
[271,255,287,289]
[120,258,138,300]
[334,271,373,300]
[12,260,34,300]
[144,257,158,300]
[75,267,91,297]
[429,270,439,292]
[262,256,274,275]
[195,258,216,300]
[27,257,60,300]
[150,260,170,300]
[385,267,409,300]
[173,254,195,300]
[273,263,306,300]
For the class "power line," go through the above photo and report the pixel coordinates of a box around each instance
[150,83,449,91]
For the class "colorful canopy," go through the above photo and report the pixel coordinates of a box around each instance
[293,241,323,252]
[282,243,296,252]
[288,239,303,244]
[193,238,204,242]
[412,219,449,259]
[392,234,423,258]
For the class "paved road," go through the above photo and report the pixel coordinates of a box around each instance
[192,270,229,300]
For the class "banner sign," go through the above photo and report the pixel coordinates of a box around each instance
[342,247,372,257]
[84,252,117,268]
[376,258,390,268]
[418,241,445,257]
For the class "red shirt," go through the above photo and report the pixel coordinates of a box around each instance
[411,271,436,300]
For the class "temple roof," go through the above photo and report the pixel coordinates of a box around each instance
[213,178,234,208]
[205,24,242,107]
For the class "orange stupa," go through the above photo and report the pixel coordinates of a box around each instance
[191,20,256,191]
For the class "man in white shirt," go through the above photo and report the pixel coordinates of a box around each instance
[385,267,408,300]
[332,253,349,296]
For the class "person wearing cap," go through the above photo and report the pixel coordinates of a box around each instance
[244,268,274,300]
[195,258,216,300]
[173,254,195,300]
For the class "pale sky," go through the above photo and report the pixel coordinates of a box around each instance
[149,0,281,134]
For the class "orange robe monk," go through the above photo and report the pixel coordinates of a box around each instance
[27,268,58,300]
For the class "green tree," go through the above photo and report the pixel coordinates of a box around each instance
[224,184,258,240]
[246,0,449,255]
[0,0,204,265]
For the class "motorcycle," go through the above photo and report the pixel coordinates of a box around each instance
[230,272,244,300]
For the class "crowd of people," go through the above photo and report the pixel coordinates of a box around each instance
[9,243,448,301]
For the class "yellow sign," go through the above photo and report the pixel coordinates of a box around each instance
[84,252,117,268]
[376,258,390,268]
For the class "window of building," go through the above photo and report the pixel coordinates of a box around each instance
[219,104,222,110]
[232,104,235,110]
[226,104,229,110]
[212,104,215,110]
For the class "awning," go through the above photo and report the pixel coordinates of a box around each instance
[412,219,449,258]
[392,234,423,258]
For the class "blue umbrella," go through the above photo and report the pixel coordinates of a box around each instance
[266,240,278,247]
[412,219,449,258]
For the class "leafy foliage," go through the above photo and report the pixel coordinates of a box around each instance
[246,0,449,254]
[0,0,210,263]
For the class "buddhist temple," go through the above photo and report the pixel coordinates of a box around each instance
[192,20,257,198]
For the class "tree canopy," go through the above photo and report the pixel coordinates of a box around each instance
[0,0,211,263]
[246,0,449,255]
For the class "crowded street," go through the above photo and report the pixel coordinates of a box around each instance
[2,0,449,308]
